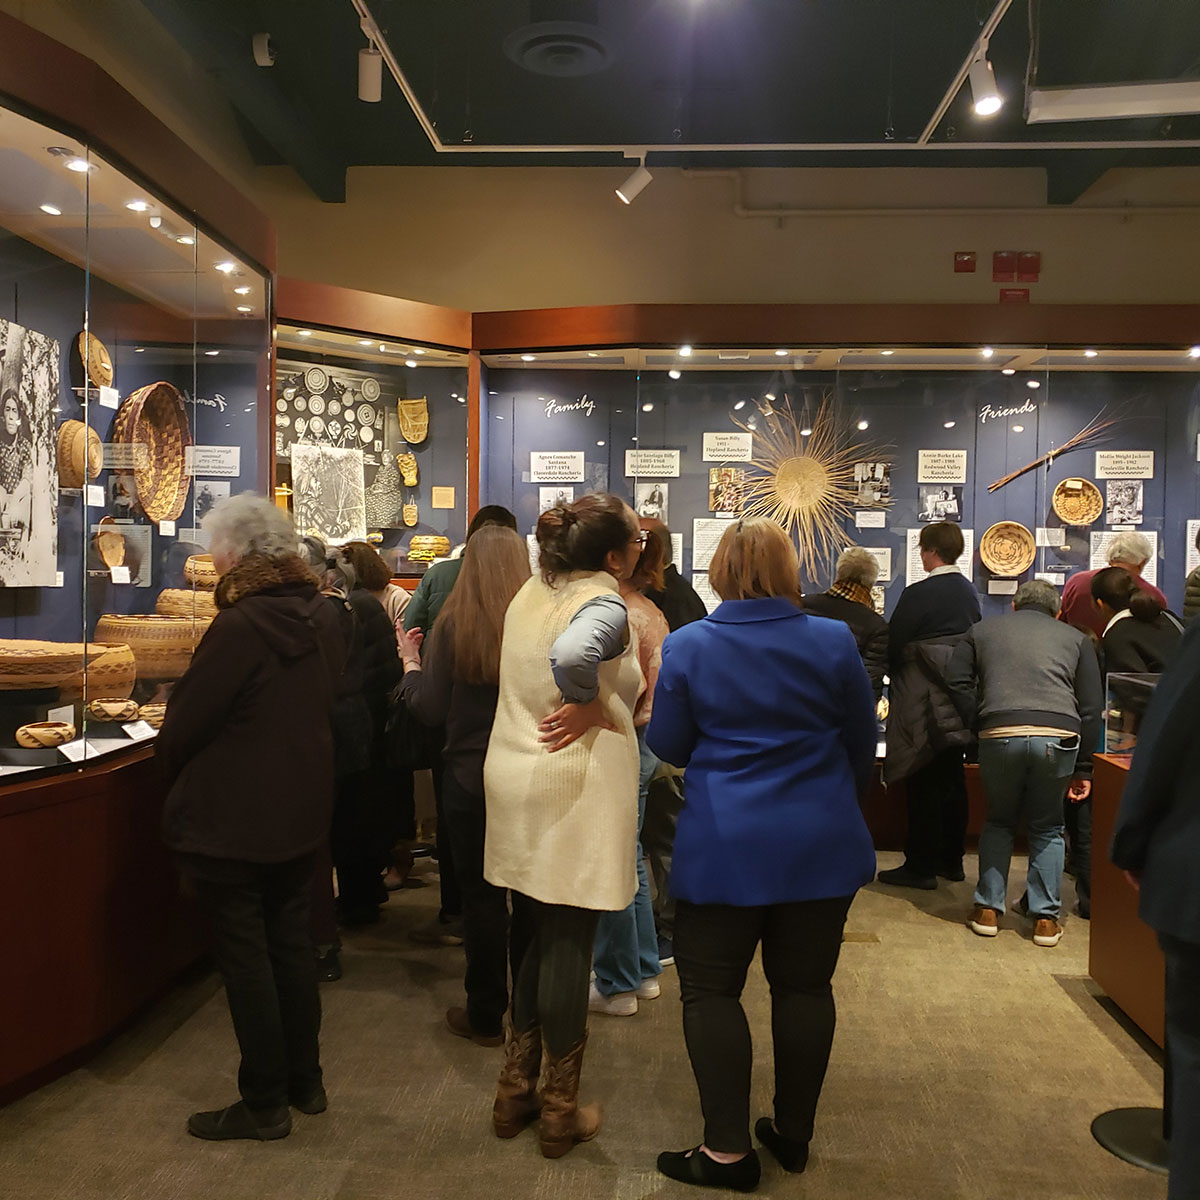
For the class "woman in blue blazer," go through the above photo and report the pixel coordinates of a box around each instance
[646,518,877,1192]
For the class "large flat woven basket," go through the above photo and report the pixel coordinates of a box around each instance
[112,381,193,522]
[94,614,210,680]
[0,639,135,700]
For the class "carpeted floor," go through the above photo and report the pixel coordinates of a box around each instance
[0,852,1167,1200]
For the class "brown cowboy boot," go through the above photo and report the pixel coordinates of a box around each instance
[492,1018,542,1138]
[537,1034,601,1159]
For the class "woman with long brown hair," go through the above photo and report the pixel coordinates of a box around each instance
[396,525,532,1044]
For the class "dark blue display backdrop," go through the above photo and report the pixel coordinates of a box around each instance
[487,367,1200,618]
[0,227,265,641]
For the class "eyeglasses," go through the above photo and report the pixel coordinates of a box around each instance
[631,531,649,547]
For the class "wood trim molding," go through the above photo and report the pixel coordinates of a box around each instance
[277,278,471,350]
[0,11,273,273]
[466,351,482,515]
[472,303,1200,352]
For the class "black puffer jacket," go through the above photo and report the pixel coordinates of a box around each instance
[884,632,972,785]
[1183,566,1200,623]
[803,591,889,699]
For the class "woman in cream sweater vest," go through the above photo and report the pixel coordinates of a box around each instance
[484,493,645,1159]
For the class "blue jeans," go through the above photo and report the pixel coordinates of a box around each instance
[974,734,1079,919]
[593,729,662,995]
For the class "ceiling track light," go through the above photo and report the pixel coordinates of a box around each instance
[616,154,652,205]
[359,41,383,102]
[968,49,1002,117]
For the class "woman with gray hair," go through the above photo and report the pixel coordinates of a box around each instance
[157,494,345,1142]
[803,547,889,698]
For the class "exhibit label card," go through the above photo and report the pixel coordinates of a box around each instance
[692,517,736,571]
[855,510,887,529]
[121,720,158,742]
[85,484,105,508]
[702,432,753,463]
[1187,520,1200,575]
[988,579,1019,595]
[109,565,131,584]
[530,452,585,483]
[1089,531,1159,586]
[917,449,968,484]
[846,546,892,583]
[691,572,721,614]
[525,534,540,572]
[671,533,683,569]
[102,443,150,470]
[98,385,119,409]
[185,445,241,477]
[905,528,974,586]
[1035,572,1066,586]
[159,520,176,537]
[1095,450,1154,479]
[1036,527,1068,548]
[625,449,680,478]
[430,486,455,509]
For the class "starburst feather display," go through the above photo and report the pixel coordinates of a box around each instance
[732,392,890,578]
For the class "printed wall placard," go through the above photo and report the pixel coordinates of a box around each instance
[917,449,968,484]
[1095,450,1154,480]
[530,451,585,483]
[692,516,736,571]
[624,449,681,478]
[185,445,241,477]
[855,510,887,529]
[1186,520,1199,575]
[430,486,455,509]
[905,528,974,586]
[691,572,721,614]
[702,432,753,462]
[1089,530,1159,586]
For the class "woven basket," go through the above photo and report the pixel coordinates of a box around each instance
[403,501,418,527]
[397,398,428,444]
[56,420,103,489]
[980,521,1036,576]
[156,587,218,620]
[94,614,210,680]
[363,454,404,527]
[398,452,419,486]
[1052,478,1104,526]
[0,639,135,700]
[87,697,140,722]
[16,721,76,749]
[183,554,219,589]
[96,516,126,569]
[71,331,113,390]
[112,381,193,522]
[138,703,167,729]
[408,535,450,563]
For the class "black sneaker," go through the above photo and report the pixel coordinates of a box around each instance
[657,936,675,968]
[876,865,937,891]
[754,1118,809,1173]
[187,1101,291,1141]
[315,948,342,982]
[656,1146,761,1192]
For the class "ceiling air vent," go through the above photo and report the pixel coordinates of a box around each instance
[503,1,615,77]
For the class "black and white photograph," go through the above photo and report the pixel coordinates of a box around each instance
[708,467,746,514]
[108,475,138,521]
[854,460,891,506]
[194,480,231,526]
[1106,479,1144,526]
[0,317,58,586]
[539,486,574,514]
[918,484,963,523]
[635,481,668,522]
[291,443,367,544]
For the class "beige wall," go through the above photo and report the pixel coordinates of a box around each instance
[6,1,1200,313]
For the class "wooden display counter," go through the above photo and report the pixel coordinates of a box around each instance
[0,749,205,1104]
[861,761,990,851]
[1089,753,1165,1048]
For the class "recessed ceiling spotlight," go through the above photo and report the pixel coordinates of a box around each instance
[125,200,150,212]
[236,305,253,313]
[521,354,536,362]
[456,396,466,404]
[800,427,812,437]
[745,420,757,431]
[1189,345,1200,359]
[980,346,994,358]
[297,329,313,337]
[1026,379,1041,389]
[234,285,252,295]
[204,349,219,356]
[944,421,956,429]
[881,349,895,356]
[1012,424,1025,432]
[39,203,61,216]
[616,159,652,205]
[733,400,746,411]
[405,359,418,368]
[642,403,654,412]
[176,235,195,245]
[134,347,145,354]
[495,414,504,421]
[414,348,426,355]
[596,439,606,446]
[451,393,459,399]
[587,351,599,358]
[214,261,236,273]
[968,51,1002,116]
[1084,349,1098,358]
[678,344,693,357]
[65,157,93,173]
[669,369,681,379]
[1001,368,1016,375]
[857,419,870,430]
[631,435,638,441]
[774,349,788,357]
[764,392,776,401]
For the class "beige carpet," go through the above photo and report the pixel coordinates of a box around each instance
[0,853,1167,1200]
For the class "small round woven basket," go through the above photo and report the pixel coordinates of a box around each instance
[183,554,219,589]
[156,587,218,620]
[137,703,167,729]
[93,614,210,680]
[1052,478,1104,526]
[408,535,450,563]
[56,420,103,489]
[87,697,140,722]
[0,639,135,700]
[16,721,76,749]
[980,521,1036,576]
[112,381,193,522]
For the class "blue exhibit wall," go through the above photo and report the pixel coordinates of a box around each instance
[0,227,265,641]
[486,367,1200,618]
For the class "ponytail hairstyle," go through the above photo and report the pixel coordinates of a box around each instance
[536,492,638,585]
[1091,566,1164,623]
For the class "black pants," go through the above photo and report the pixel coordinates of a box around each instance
[643,772,684,940]
[1161,932,1200,1200]
[511,898,599,1059]
[177,850,323,1112]
[429,742,462,920]
[443,774,534,1036]
[903,747,968,877]
[675,894,853,1155]
[332,765,391,920]
[1064,796,1092,916]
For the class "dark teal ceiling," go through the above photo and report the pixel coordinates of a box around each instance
[135,0,1200,202]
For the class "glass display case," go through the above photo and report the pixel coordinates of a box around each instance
[273,324,469,575]
[1104,671,1160,755]
[481,345,1200,620]
[0,100,268,775]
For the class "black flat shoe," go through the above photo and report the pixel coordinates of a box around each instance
[876,865,937,891]
[316,948,342,982]
[656,1146,760,1192]
[187,1101,291,1141]
[754,1118,809,1173]
[936,867,966,883]
[290,1085,327,1115]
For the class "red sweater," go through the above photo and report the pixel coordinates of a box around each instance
[1059,567,1168,636]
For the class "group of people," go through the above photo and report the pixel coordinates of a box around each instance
[153,495,1199,1195]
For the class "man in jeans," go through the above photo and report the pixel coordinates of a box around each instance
[946,580,1102,946]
